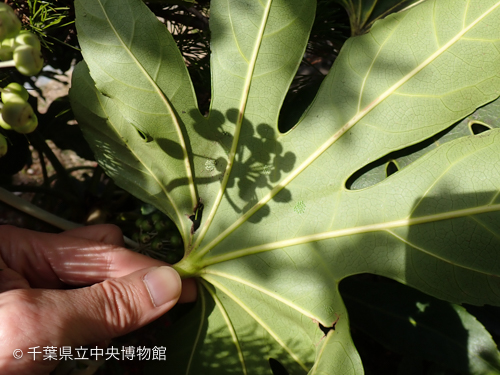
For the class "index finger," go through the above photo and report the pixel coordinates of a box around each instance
[0,225,171,288]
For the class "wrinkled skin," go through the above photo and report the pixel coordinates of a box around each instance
[0,224,196,374]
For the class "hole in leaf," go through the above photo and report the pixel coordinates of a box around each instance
[269,358,290,375]
[188,198,204,234]
[319,322,335,335]
[386,160,399,177]
[318,314,339,335]
[469,121,492,135]
[346,123,458,190]
[136,128,153,143]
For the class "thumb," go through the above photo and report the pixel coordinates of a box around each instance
[59,265,182,345]
[1,266,182,374]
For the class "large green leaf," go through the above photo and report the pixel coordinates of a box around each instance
[70,0,500,373]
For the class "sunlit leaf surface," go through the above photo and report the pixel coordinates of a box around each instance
[70,0,500,373]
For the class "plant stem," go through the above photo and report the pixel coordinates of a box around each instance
[0,186,81,230]
[38,150,50,188]
[1,183,77,203]
[173,257,200,279]
[0,187,139,248]
[0,60,15,69]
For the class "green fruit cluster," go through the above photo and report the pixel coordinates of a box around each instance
[0,4,43,158]
[0,82,38,134]
[0,81,39,158]
[127,210,184,264]
[0,4,43,77]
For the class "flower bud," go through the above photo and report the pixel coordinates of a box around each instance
[13,45,43,76]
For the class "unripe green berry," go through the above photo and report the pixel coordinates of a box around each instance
[0,37,14,60]
[0,31,40,62]
[0,113,12,130]
[0,5,21,41]
[0,133,7,157]
[1,101,38,133]
[140,233,151,244]
[136,218,152,231]
[164,252,179,264]
[11,113,37,134]
[15,31,40,51]
[2,82,29,103]
[135,218,144,228]
[162,220,173,231]
[140,220,152,232]
[154,221,166,232]
[13,45,43,76]
[151,213,162,223]
[170,235,182,247]
[151,238,163,251]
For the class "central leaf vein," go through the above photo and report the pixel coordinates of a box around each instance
[203,203,500,266]
[193,0,274,248]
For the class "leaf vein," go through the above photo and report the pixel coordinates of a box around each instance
[203,274,310,371]
[197,2,500,257]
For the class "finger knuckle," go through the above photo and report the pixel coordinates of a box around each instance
[98,224,124,245]
[92,280,141,335]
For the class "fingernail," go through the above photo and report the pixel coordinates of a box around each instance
[143,267,181,307]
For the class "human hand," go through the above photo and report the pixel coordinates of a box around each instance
[0,224,196,374]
